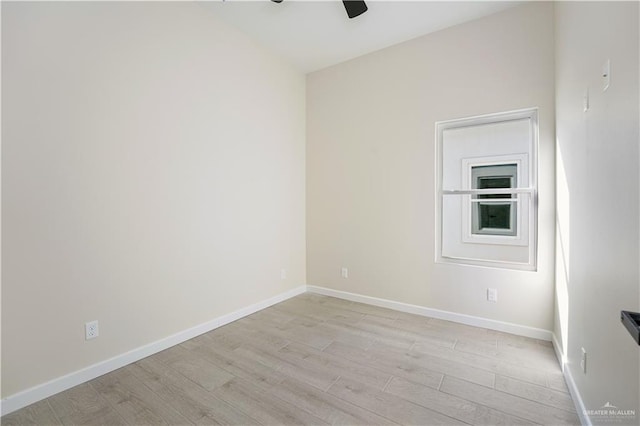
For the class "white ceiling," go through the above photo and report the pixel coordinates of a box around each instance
[198,0,522,73]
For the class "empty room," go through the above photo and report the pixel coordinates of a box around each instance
[2,1,639,425]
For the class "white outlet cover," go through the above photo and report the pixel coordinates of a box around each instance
[85,320,99,340]
[280,268,287,280]
[341,267,348,278]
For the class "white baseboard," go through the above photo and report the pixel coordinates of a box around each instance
[0,285,306,417]
[2,284,569,419]
[563,363,591,426]
[550,332,589,426]
[307,285,553,341]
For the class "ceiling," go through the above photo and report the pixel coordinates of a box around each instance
[198,0,522,73]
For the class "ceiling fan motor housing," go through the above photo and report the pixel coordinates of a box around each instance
[270,1,368,19]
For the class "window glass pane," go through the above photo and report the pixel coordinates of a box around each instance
[471,164,517,236]
[479,204,511,229]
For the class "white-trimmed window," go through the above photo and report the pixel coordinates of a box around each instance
[435,109,537,270]
[471,163,518,236]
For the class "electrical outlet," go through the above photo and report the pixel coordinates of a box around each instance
[281,268,287,280]
[85,320,99,340]
[341,267,348,278]
[487,288,498,303]
[581,347,587,373]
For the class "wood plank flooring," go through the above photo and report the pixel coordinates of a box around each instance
[2,294,580,425]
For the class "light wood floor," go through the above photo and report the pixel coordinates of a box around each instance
[2,294,580,425]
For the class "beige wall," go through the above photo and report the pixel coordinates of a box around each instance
[307,2,556,330]
[1,2,306,398]
[555,1,640,419]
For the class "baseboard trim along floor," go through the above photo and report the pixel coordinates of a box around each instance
[306,285,553,341]
[3,291,582,425]
[0,285,307,416]
[4,284,584,422]
[307,285,594,425]
[563,362,592,426]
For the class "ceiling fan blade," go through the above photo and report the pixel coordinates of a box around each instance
[343,1,368,19]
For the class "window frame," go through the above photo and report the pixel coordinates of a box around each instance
[461,154,529,246]
[435,108,538,271]
[471,163,518,236]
